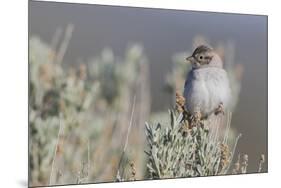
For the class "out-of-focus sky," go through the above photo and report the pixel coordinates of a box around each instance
[29,1,267,173]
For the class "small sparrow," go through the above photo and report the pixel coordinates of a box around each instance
[183,45,231,121]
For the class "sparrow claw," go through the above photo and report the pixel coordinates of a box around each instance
[214,102,225,115]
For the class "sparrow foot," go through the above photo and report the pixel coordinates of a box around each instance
[214,102,225,115]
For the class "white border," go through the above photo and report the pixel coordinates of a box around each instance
[1,0,280,188]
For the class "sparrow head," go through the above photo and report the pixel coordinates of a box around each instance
[186,45,223,69]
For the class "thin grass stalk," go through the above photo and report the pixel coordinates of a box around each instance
[56,24,74,64]
[49,114,63,185]
[116,95,136,180]
[224,133,242,174]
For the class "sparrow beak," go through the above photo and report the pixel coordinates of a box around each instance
[185,56,194,63]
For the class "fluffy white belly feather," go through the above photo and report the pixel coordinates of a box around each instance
[183,67,231,116]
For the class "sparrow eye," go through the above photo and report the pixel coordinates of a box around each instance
[199,56,203,60]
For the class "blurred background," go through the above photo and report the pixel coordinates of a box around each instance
[29,1,267,186]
